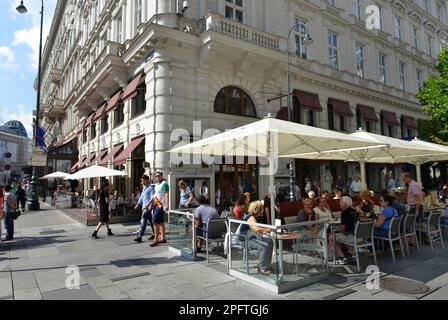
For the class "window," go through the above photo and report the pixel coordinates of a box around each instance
[307,110,315,127]
[82,130,87,144]
[113,102,125,128]
[225,0,244,23]
[131,84,146,118]
[377,4,384,31]
[412,26,419,49]
[379,53,387,85]
[395,16,402,40]
[438,4,444,22]
[100,114,108,135]
[353,0,361,20]
[339,116,346,132]
[116,11,122,43]
[388,125,395,138]
[91,123,97,139]
[136,0,143,27]
[327,103,334,130]
[295,18,309,59]
[365,121,372,133]
[428,35,433,57]
[399,61,406,91]
[356,42,365,78]
[214,86,257,117]
[328,32,338,69]
[416,69,423,91]
[327,0,335,6]
[424,0,430,13]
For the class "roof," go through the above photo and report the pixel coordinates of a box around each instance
[0,120,28,138]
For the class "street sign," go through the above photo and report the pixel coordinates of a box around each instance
[30,147,47,166]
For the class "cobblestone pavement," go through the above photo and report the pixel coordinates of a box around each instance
[1,203,447,300]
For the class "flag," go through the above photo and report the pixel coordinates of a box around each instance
[37,126,57,149]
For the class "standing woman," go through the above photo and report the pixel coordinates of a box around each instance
[91,182,114,239]
[178,180,194,209]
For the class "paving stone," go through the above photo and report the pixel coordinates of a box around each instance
[0,277,12,297]
[170,283,216,300]
[34,268,87,293]
[85,275,114,289]
[421,285,448,300]
[42,284,102,300]
[393,265,447,284]
[321,288,357,300]
[14,288,42,300]
[80,267,103,279]
[12,272,38,290]
[93,285,130,300]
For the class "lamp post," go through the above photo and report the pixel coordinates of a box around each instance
[286,23,313,202]
[17,0,44,210]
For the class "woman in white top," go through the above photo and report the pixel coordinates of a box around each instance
[313,197,331,221]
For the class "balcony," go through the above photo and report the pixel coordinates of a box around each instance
[203,12,281,51]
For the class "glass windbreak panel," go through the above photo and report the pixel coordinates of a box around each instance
[166,210,195,256]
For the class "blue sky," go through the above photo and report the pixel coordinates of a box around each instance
[0,0,57,138]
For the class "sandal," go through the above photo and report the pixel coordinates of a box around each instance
[149,241,159,247]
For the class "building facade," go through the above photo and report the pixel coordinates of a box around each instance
[0,121,33,184]
[39,0,448,209]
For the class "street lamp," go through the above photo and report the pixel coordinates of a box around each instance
[17,0,44,211]
[286,23,313,202]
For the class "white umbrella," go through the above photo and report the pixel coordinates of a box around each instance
[170,116,383,226]
[64,165,126,180]
[40,171,71,179]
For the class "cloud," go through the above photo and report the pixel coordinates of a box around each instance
[10,0,58,69]
[0,104,34,138]
[0,46,15,69]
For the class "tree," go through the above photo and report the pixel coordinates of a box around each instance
[417,47,448,144]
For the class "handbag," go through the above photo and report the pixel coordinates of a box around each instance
[12,210,21,220]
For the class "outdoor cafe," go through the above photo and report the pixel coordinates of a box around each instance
[166,116,448,293]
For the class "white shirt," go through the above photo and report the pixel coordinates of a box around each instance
[387,178,396,193]
[155,180,169,209]
[313,207,331,221]
[351,180,362,193]
[294,185,301,200]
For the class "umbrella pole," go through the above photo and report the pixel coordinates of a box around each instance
[360,161,367,191]
[416,163,422,187]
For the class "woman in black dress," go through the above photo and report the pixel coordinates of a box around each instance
[91,182,114,239]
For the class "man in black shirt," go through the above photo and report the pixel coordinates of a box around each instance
[333,196,358,265]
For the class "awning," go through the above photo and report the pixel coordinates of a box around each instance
[96,149,109,165]
[357,104,378,122]
[71,155,87,173]
[105,91,122,113]
[99,143,124,166]
[402,115,418,129]
[122,73,144,102]
[382,111,400,126]
[93,103,107,122]
[84,113,96,129]
[87,152,97,166]
[276,107,289,121]
[76,120,85,134]
[114,136,145,166]
[328,98,353,117]
[294,90,322,112]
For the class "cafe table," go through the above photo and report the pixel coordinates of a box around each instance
[265,232,302,280]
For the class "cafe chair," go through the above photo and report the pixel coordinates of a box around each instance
[416,212,444,252]
[401,214,420,256]
[197,218,227,263]
[338,220,377,272]
[373,216,404,262]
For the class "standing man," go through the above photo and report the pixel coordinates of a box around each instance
[151,170,169,247]
[387,174,396,193]
[403,172,423,217]
[3,185,16,241]
[134,175,155,243]
[351,176,362,195]
[294,183,301,201]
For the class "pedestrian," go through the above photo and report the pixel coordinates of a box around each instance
[91,182,114,239]
[0,187,4,240]
[3,185,16,241]
[134,175,155,243]
[150,170,169,247]
[15,184,26,211]
[387,174,396,193]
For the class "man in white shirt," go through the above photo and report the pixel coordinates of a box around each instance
[294,184,301,201]
[150,170,169,247]
[387,175,396,193]
[351,176,362,195]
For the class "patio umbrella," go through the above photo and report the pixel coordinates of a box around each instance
[39,171,71,179]
[170,116,383,226]
[64,165,126,180]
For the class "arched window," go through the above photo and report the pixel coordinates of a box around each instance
[214,86,257,117]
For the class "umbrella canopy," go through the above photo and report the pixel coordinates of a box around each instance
[64,165,126,180]
[170,117,384,158]
[39,171,71,180]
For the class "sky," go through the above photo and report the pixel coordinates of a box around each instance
[0,0,57,138]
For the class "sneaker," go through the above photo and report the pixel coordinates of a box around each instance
[132,230,140,235]
[258,267,271,276]
[134,237,142,243]
[335,257,348,265]
[433,235,441,242]
[148,235,155,240]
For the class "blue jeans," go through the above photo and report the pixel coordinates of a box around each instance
[139,208,154,238]
[248,237,274,269]
[4,212,14,240]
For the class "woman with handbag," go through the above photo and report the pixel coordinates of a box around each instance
[91,182,114,239]
[3,185,16,241]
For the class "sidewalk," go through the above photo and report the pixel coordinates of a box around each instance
[1,203,448,300]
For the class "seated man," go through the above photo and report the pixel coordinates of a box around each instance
[389,192,406,218]
[195,195,220,252]
[329,196,358,265]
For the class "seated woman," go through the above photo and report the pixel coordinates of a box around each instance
[352,195,364,217]
[313,198,331,221]
[296,199,319,237]
[233,196,248,219]
[373,194,399,238]
[360,190,375,215]
[239,203,274,276]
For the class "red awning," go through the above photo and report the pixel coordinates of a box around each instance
[84,113,96,129]
[402,115,418,129]
[76,120,85,134]
[122,73,144,102]
[105,91,122,113]
[96,149,109,165]
[87,152,97,166]
[99,143,124,166]
[382,111,400,126]
[328,98,353,117]
[294,90,322,112]
[71,155,87,173]
[276,107,289,121]
[93,103,107,122]
[357,104,378,122]
[114,136,145,166]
